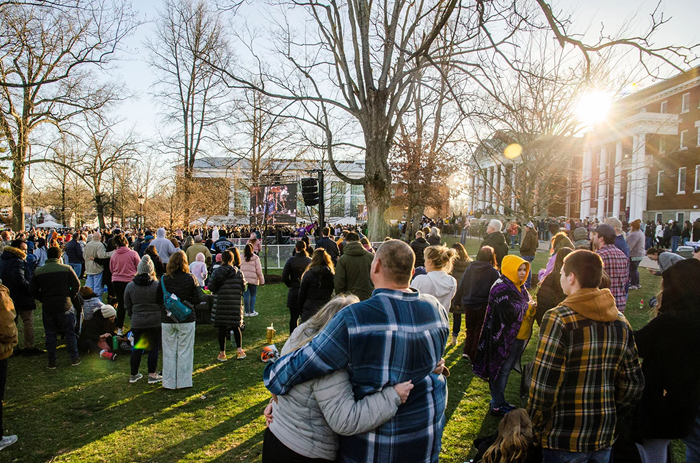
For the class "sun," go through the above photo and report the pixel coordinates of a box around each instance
[576,90,613,126]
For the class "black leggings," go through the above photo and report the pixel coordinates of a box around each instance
[262,428,332,463]
[289,306,302,335]
[219,325,241,350]
[452,313,462,337]
[113,281,129,329]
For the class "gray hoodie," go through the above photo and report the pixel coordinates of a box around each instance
[151,228,177,264]
[410,270,457,310]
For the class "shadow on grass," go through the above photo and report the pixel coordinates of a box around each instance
[144,398,269,462]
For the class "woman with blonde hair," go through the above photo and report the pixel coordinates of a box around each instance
[473,408,540,463]
[427,226,442,246]
[410,245,457,310]
[161,250,200,389]
[298,249,335,322]
[262,295,413,463]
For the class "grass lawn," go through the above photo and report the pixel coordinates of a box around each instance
[4,237,670,462]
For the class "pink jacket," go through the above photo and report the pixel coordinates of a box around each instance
[240,254,264,286]
[109,247,141,283]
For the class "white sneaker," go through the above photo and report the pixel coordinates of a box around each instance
[129,373,143,383]
[250,311,259,317]
[0,435,17,451]
[148,373,163,384]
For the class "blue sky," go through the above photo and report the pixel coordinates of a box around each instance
[113,0,699,145]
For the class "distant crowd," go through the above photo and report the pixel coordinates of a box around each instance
[0,218,699,463]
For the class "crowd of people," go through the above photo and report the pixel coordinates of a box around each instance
[0,216,698,463]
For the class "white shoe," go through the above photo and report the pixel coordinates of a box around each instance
[0,435,17,451]
[117,328,124,336]
[250,311,259,317]
[129,373,143,384]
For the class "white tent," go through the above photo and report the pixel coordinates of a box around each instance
[36,220,63,228]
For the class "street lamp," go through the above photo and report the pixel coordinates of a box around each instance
[137,194,145,229]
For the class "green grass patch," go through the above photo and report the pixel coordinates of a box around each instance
[4,238,670,462]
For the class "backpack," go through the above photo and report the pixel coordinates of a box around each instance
[160,277,193,322]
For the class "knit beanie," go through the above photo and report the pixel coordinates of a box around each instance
[101,305,117,318]
[137,255,155,275]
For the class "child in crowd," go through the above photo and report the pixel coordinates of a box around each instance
[472,409,541,463]
[80,287,105,322]
[78,305,121,361]
[190,252,208,286]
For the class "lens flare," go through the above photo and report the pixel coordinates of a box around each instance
[504,144,522,159]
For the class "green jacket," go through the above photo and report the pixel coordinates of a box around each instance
[31,258,80,313]
[334,241,374,301]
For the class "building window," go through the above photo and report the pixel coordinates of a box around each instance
[678,212,685,223]
[659,136,665,154]
[681,130,688,150]
[678,167,687,194]
[657,170,664,196]
[682,93,690,113]
[697,125,700,146]
[660,100,668,113]
[696,165,700,192]
[330,181,346,217]
[656,213,663,223]
[349,184,365,217]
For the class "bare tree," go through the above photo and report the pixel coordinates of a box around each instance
[146,0,231,223]
[77,116,138,228]
[0,1,135,231]
[212,0,695,239]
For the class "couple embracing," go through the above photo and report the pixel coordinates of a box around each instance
[263,239,450,463]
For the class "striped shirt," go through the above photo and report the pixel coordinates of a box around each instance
[264,288,449,463]
[527,303,644,452]
[596,244,629,311]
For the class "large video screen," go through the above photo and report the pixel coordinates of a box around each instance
[250,183,298,225]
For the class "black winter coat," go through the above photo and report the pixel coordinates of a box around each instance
[410,238,429,268]
[480,232,509,268]
[80,310,116,345]
[0,247,35,311]
[315,237,340,263]
[208,264,245,328]
[298,265,335,322]
[632,310,700,440]
[535,270,566,325]
[449,258,471,313]
[282,254,312,309]
[161,271,200,324]
[427,234,441,246]
[454,261,499,312]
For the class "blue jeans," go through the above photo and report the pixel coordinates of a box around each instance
[645,236,653,250]
[542,447,612,463]
[86,273,103,297]
[683,407,700,463]
[43,310,79,362]
[243,284,258,314]
[69,263,82,278]
[510,235,516,248]
[672,235,680,252]
[460,230,468,245]
[490,339,524,408]
[521,255,535,288]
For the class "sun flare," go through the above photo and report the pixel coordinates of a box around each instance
[576,90,613,126]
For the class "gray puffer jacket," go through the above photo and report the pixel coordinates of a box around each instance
[208,264,245,327]
[124,274,163,329]
[268,321,401,461]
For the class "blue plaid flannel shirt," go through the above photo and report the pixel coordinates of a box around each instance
[264,288,449,463]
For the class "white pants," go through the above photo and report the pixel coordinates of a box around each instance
[161,322,196,389]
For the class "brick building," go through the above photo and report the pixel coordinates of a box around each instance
[580,66,700,224]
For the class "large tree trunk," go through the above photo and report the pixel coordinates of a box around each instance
[11,162,25,232]
[95,193,106,229]
[364,141,392,240]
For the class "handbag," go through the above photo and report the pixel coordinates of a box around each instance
[161,277,193,322]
